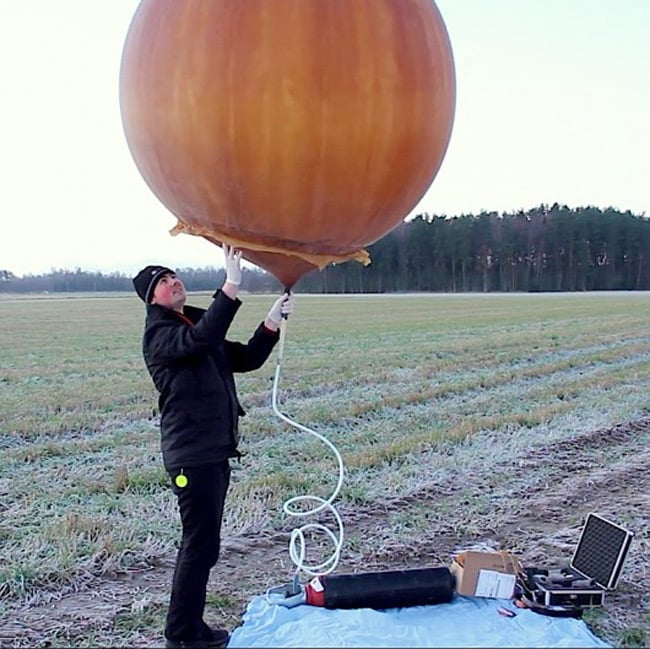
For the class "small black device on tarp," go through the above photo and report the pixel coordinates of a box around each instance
[519,513,633,617]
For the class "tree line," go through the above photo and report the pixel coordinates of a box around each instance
[0,266,278,295]
[296,204,650,293]
[2,204,649,294]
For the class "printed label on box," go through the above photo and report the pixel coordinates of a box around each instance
[475,569,516,598]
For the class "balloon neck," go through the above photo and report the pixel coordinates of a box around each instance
[282,286,292,319]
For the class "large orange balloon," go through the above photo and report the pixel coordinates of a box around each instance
[120,0,455,287]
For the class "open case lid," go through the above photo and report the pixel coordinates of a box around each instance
[570,513,634,590]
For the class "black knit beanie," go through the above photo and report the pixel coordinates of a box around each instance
[132,265,174,303]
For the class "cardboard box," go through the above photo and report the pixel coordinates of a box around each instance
[451,550,521,599]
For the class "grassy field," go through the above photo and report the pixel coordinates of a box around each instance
[1,291,649,646]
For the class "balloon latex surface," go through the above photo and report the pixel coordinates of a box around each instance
[120,0,455,286]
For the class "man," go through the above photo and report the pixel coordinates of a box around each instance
[133,245,294,648]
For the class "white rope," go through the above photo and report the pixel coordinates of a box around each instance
[271,317,345,578]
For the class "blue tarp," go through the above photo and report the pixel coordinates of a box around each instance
[228,593,610,648]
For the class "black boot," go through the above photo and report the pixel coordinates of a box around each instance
[165,623,229,649]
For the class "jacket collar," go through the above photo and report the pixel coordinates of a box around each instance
[146,303,205,325]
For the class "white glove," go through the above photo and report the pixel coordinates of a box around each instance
[267,293,295,325]
[223,244,242,286]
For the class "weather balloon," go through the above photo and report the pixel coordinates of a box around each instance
[119,0,455,287]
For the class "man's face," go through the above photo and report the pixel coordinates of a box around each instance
[151,273,186,311]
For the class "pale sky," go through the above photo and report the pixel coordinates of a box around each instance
[1,0,648,277]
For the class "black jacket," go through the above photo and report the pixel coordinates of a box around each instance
[141,290,279,470]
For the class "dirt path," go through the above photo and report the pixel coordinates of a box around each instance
[3,418,649,648]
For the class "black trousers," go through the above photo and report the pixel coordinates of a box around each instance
[165,461,231,641]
